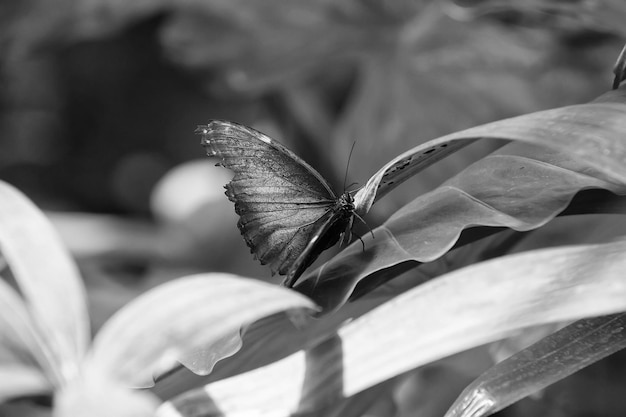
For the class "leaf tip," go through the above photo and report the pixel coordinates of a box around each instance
[445,387,497,417]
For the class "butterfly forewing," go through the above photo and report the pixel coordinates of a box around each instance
[198,120,339,276]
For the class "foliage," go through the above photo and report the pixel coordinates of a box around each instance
[1,1,626,417]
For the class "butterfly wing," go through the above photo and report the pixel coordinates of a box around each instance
[198,120,339,276]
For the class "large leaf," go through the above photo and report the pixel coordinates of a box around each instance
[87,273,316,387]
[354,88,626,214]
[445,313,626,417]
[0,181,89,385]
[298,89,626,311]
[159,240,626,416]
[151,284,401,398]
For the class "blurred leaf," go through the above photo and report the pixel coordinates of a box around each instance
[54,375,159,417]
[48,212,160,261]
[160,0,370,95]
[0,181,89,385]
[0,364,51,401]
[0,402,51,417]
[87,273,317,387]
[0,278,52,399]
[445,313,626,417]
[160,240,626,417]
[69,0,380,94]
[578,0,626,34]
[0,278,43,368]
[445,0,626,35]
[150,160,233,224]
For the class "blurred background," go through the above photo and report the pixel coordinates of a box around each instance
[1,0,626,415]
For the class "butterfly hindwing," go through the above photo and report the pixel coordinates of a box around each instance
[198,120,340,277]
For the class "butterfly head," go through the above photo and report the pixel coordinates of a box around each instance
[339,192,355,213]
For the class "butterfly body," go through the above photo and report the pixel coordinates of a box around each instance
[197,120,356,287]
[281,192,355,287]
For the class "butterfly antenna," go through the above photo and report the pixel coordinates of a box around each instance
[342,141,357,191]
[346,181,359,191]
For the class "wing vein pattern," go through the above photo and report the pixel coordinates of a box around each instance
[198,120,339,275]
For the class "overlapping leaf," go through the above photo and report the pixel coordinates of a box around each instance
[87,274,317,387]
[159,240,626,416]
[298,89,626,311]
[445,313,626,417]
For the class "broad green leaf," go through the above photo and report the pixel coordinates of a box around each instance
[445,313,626,417]
[0,181,89,384]
[87,274,316,387]
[159,241,626,416]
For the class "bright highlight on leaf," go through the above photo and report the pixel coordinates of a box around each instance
[87,274,317,387]
[160,240,626,416]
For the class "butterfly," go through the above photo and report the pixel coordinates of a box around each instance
[197,120,470,287]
